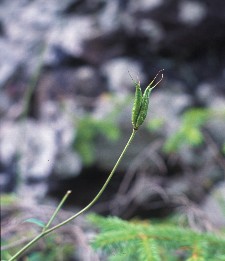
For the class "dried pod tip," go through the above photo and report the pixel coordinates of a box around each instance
[147,69,164,90]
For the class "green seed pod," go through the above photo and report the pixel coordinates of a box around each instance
[131,70,164,130]
[132,81,142,130]
[135,87,152,128]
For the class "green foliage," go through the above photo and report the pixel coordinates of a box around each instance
[0,194,17,206]
[222,143,225,155]
[164,108,211,153]
[74,114,120,165]
[2,235,74,261]
[1,247,13,261]
[147,117,165,132]
[89,214,225,261]
[25,235,74,261]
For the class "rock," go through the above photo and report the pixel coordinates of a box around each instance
[206,116,225,146]
[0,120,57,180]
[129,0,164,13]
[17,181,49,201]
[0,155,18,193]
[101,57,145,93]
[196,83,217,106]
[0,101,80,192]
[40,100,76,150]
[98,1,122,33]
[197,86,225,145]
[178,1,207,26]
[38,66,106,100]
[53,150,82,178]
[0,40,21,88]
[0,20,4,35]
[0,92,11,117]
[148,87,193,137]
[201,182,225,228]
[46,16,100,63]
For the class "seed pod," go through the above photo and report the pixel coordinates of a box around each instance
[131,70,164,130]
[132,81,142,130]
[135,87,152,128]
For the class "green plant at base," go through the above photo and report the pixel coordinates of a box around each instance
[4,71,163,261]
[89,214,225,261]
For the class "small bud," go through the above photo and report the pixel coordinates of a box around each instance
[132,70,164,130]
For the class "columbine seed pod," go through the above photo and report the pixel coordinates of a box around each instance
[132,70,164,130]
[135,86,151,129]
[132,81,142,129]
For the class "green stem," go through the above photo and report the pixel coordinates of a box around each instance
[8,233,46,261]
[43,190,72,232]
[8,129,137,261]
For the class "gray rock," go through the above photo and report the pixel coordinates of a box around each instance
[0,120,57,180]
[17,181,49,201]
[206,93,225,145]
[38,66,105,102]
[206,117,225,146]
[53,150,82,178]
[196,83,217,106]
[98,1,121,33]
[129,0,164,13]
[101,58,145,94]
[178,1,207,26]
[0,92,11,116]
[40,100,76,150]
[0,40,21,88]
[46,16,99,61]
[0,101,79,182]
[148,87,193,137]
[201,182,225,228]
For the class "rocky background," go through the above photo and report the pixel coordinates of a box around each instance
[1,0,225,259]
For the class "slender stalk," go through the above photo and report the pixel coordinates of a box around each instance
[8,129,137,261]
[43,190,72,232]
[8,233,46,261]
[46,129,137,233]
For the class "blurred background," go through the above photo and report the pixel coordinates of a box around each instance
[1,0,225,260]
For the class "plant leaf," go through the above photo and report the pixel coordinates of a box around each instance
[24,218,45,228]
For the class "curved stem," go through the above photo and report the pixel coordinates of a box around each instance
[45,129,137,233]
[8,233,46,261]
[8,129,137,261]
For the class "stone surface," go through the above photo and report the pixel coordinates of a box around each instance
[102,58,145,93]
[148,88,193,137]
[0,40,21,88]
[0,120,56,180]
[201,182,225,228]
[53,150,82,178]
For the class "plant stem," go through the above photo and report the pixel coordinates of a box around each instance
[43,190,72,232]
[8,129,137,261]
[46,128,137,233]
[8,232,46,261]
